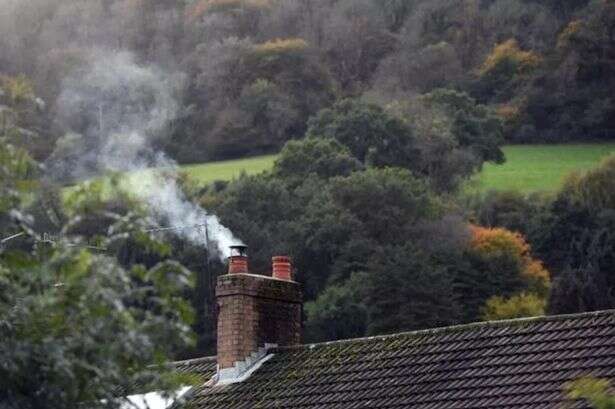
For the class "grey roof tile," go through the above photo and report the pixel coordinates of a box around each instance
[177,310,615,409]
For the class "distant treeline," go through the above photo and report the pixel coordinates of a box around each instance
[2,1,615,359]
[1,0,614,164]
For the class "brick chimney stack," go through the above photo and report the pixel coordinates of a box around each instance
[216,249,302,381]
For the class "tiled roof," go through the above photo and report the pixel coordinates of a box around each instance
[174,356,217,382]
[181,310,615,409]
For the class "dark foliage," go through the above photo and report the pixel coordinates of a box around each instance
[1,0,614,165]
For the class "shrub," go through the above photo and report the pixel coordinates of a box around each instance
[565,377,615,409]
[251,38,309,58]
[479,39,542,77]
[482,292,547,321]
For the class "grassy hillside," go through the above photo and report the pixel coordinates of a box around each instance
[179,144,615,194]
[63,154,277,201]
[180,155,277,185]
[471,143,615,193]
[66,144,615,199]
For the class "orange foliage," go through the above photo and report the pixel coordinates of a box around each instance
[524,260,550,283]
[496,104,519,120]
[479,39,542,77]
[251,38,309,57]
[470,225,550,292]
[557,20,583,49]
[470,225,529,258]
[185,0,270,23]
[496,103,522,127]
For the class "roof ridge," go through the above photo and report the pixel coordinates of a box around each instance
[274,309,615,352]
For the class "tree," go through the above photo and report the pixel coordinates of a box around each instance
[245,38,335,130]
[0,75,40,231]
[375,41,463,94]
[566,378,615,409]
[238,79,299,148]
[473,190,545,234]
[521,1,615,142]
[549,265,615,315]
[273,137,362,185]
[190,36,335,160]
[419,88,505,165]
[364,244,460,335]
[306,98,420,168]
[305,242,462,342]
[533,0,590,19]
[373,0,415,32]
[0,75,47,159]
[185,0,271,38]
[319,0,396,94]
[0,128,196,407]
[304,272,368,342]
[0,248,195,409]
[384,89,505,192]
[205,164,448,301]
[456,225,550,322]
[476,39,542,102]
[532,156,615,314]
[328,167,443,244]
[482,1,559,52]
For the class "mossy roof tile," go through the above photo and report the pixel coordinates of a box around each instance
[175,310,615,408]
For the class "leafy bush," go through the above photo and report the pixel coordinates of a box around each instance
[565,378,615,409]
[482,292,547,320]
[251,38,309,58]
[0,249,195,409]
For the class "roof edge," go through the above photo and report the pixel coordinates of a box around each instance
[173,356,216,366]
[275,309,615,352]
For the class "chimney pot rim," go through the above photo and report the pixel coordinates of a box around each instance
[272,255,291,263]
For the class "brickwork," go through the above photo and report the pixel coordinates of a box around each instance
[227,255,248,274]
[216,273,302,370]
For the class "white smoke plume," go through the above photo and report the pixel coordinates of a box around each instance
[51,50,242,258]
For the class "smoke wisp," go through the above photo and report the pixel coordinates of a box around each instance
[51,50,242,258]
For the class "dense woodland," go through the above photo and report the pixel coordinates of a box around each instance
[1,0,615,164]
[2,1,615,407]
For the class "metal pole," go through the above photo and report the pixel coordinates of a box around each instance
[203,218,214,302]
[98,104,104,136]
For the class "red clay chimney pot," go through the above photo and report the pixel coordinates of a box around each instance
[272,256,292,281]
[228,256,248,274]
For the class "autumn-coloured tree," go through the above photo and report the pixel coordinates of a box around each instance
[455,225,550,322]
[476,39,542,102]
[185,0,271,35]
[479,39,542,78]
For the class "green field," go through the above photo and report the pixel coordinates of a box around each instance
[470,143,615,193]
[179,144,615,194]
[180,155,277,185]
[67,144,615,199]
[63,155,277,200]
